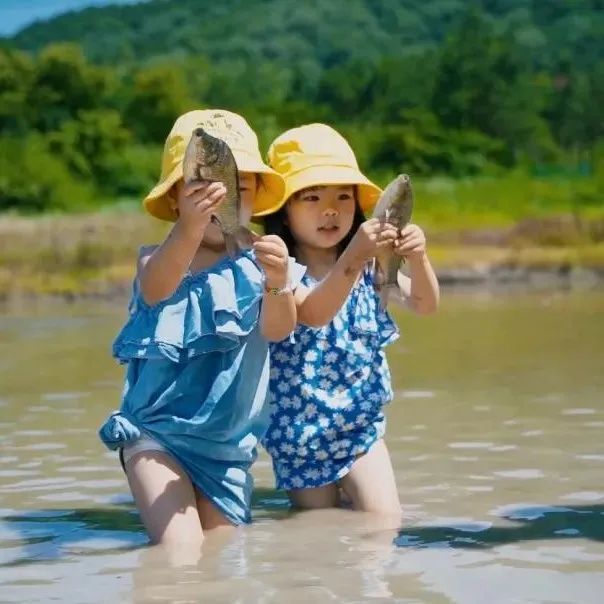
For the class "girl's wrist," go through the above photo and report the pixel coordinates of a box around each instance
[408,250,429,266]
[339,246,367,277]
[175,219,205,243]
[263,277,291,296]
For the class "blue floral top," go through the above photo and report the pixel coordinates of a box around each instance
[262,267,399,490]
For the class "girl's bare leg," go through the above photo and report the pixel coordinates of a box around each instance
[125,451,204,546]
[287,483,339,509]
[339,439,401,517]
[194,488,235,531]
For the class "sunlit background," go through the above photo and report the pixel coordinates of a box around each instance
[0,2,603,603]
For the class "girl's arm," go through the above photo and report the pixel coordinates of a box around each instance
[296,218,398,327]
[388,224,439,314]
[139,181,225,305]
[253,235,297,341]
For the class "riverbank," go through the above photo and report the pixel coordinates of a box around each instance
[1,210,603,301]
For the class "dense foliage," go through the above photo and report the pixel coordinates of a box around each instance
[1,0,602,213]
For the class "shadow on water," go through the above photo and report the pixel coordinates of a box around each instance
[3,496,603,567]
[0,487,289,567]
[0,503,145,567]
[395,504,604,549]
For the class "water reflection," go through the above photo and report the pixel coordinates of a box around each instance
[395,504,604,549]
[1,291,603,603]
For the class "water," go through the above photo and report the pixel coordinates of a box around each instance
[1,290,603,603]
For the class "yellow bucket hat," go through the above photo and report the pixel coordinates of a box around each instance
[267,123,381,214]
[144,109,285,221]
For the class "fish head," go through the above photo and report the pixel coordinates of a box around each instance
[190,127,230,176]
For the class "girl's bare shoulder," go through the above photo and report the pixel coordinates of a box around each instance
[137,244,159,274]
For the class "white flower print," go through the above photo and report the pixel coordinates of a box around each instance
[318,415,330,428]
[304,349,318,362]
[314,449,329,461]
[325,351,338,364]
[360,400,373,412]
[265,268,397,490]
[304,468,321,481]
[274,351,290,363]
[300,425,318,443]
[280,443,295,455]
[319,378,332,390]
[303,363,316,379]
[304,403,318,419]
[324,428,337,441]
[333,413,346,427]
[300,384,313,399]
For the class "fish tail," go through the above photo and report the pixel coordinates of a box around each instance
[386,257,400,287]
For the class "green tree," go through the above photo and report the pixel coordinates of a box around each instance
[27,43,114,131]
[47,109,131,187]
[125,63,195,143]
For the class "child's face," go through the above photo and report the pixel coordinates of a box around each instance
[285,185,356,250]
[237,172,257,226]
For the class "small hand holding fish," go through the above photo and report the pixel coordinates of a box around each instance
[176,180,227,238]
[393,224,427,261]
[344,218,399,271]
[253,234,290,289]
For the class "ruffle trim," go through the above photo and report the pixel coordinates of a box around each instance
[288,267,399,356]
[113,251,305,363]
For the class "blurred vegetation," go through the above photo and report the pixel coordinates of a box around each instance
[0,0,602,231]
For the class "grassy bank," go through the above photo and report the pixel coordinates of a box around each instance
[1,173,602,298]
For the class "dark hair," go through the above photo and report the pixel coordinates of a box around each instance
[262,186,366,258]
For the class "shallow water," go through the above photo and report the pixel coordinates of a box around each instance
[1,289,603,603]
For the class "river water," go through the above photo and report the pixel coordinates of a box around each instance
[1,288,603,603]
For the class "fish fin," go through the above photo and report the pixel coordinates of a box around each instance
[386,256,400,286]
[224,226,256,258]
[224,233,241,258]
[234,226,256,250]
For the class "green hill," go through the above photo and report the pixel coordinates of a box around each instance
[7,0,604,71]
[1,0,602,216]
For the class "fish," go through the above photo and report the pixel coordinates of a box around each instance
[371,174,414,308]
[182,127,255,256]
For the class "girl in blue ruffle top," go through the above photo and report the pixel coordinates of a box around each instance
[98,110,307,544]
[261,124,440,516]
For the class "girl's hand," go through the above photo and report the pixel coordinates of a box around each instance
[176,180,226,238]
[253,235,290,289]
[393,224,427,260]
[347,218,398,263]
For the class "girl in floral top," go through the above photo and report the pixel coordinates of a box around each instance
[262,124,439,515]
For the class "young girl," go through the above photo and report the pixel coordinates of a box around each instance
[98,109,308,545]
[262,123,440,516]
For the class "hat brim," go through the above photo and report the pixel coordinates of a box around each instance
[278,165,382,214]
[143,155,285,222]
